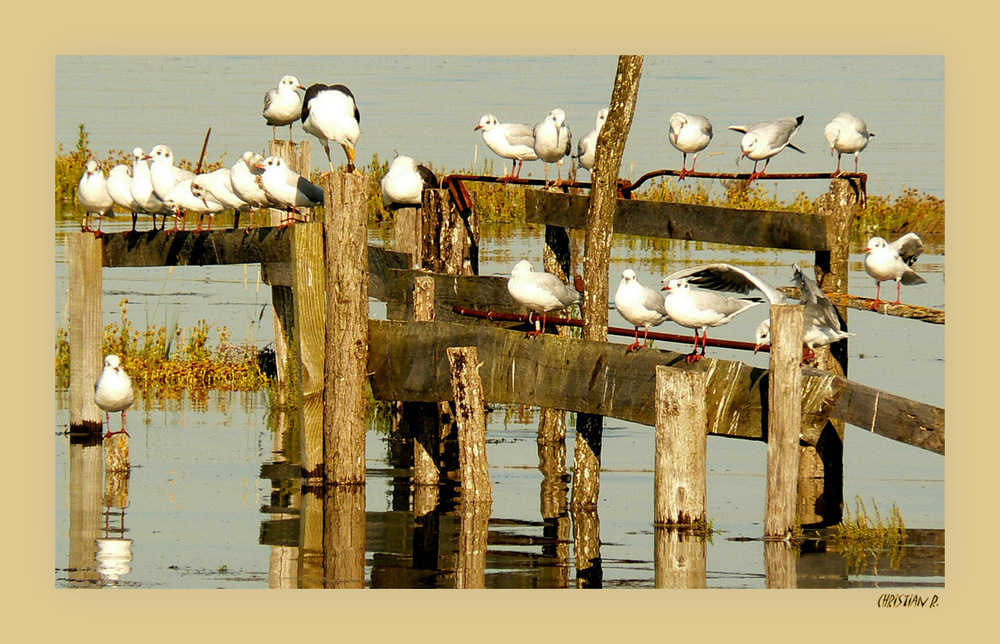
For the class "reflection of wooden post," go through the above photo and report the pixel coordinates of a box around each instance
[572,507,602,588]
[289,223,326,482]
[447,346,491,505]
[297,488,324,588]
[655,366,708,526]
[654,527,707,589]
[68,437,103,586]
[765,304,804,539]
[324,485,366,589]
[765,540,798,589]
[539,223,572,447]
[456,498,490,589]
[323,172,371,484]
[412,484,440,571]
[103,432,130,511]
[538,437,571,588]
[69,233,103,433]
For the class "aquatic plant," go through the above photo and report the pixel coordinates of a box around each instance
[833,496,907,573]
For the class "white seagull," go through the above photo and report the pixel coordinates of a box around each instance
[258,155,325,225]
[230,151,273,214]
[94,354,134,438]
[301,83,361,174]
[161,178,223,231]
[145,144,195,203]
[106,163,143,232]
[754,263,853,359]
[824,112,874,175]
[507,259,580,337]
[729,115,805,182]
[192,170,246,231]
[863,233,926,308]
[475,113,538,179]
[668,112,713,180]
[129,147,170,230]
[533,108,573,184]
[381,155,439,208]
[77,159,113,233]
[660,267,765,363]
[263,75,305,142]
[614,268,670,353]
[577,108,608,172]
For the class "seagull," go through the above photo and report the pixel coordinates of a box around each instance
[533,108,573,184]
[729,115,805,182]
[230,151,273,217]
[660,269,764,363]
[301,83,361,174]
[106,163,143,232]
[576,108,608,172]
[145,144,195,203]
[77,159,114,233]
[754,263,853,359]
[824,112,874,175]
[94,354,134,439]
[161,178,223,231]
[258,155,325,225]
[507,259,580,337]
[614,268,670,353]
[263,75,305,142]
[668,112,713,180]
[129,147,171,230]
[474,113,538,179]
[380,155,439,208]
[863,233,926,309]
[191,170,246,231]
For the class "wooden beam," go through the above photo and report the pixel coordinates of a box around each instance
[101,227,291,268]
[383,269,518,324]
[525,190,831,251]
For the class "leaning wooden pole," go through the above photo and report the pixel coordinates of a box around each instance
[323,171,371,485]
[765,304,804,539]
[654,366,708,526]
[573,54,643,512]
[69,233,103,433]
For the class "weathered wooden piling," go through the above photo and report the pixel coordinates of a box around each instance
[412,276,440,487]
[68,233,103,432]
[447,346,492,504]
[765,304,805,539]
[654,366,708,526]
[323,171,371,484]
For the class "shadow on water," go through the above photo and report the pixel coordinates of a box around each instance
[56,394,944,589]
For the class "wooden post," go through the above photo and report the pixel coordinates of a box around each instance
[324,484,367,588]
[69,233,103,433]
[539,224,573,446]
[394,206,422,269]
[289,223,326,482]
[654,366,708,526]
[323,171,371,485]
[447,346,492,505]
[765,303,804,538]
[413,276,440,487]
[573,55,643,512]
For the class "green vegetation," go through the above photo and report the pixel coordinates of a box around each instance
[55,298,270,392]
[833,496,907,572]
[58,124,943,236]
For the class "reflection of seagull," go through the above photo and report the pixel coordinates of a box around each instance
[863,233,926,308]
[533,108,572,184]
[824,112,873,175]
[258,155,325,225]
[729,115,805,182]
[576,108,608,172]
[614,268,669,353]
[668,112,713,180]
[380,155,439,208]
[301,83,361,173]
[474,113,538,179]
[263,75,305,142]
[754,263,853,359]
[94,354,134,439]
[507,259,580,337]
[77,159,113,233]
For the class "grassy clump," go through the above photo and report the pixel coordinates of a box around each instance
[833,496,907,572]
[55,299,270,392]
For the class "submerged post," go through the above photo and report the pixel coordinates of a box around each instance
[447,346,492,505]
[323,171,371,485]
[765,303,804,539]
[412,276,440,487]
[654,366,708,526]
[69,233,103,433]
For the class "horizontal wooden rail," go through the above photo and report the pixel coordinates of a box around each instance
[776,287,944,324]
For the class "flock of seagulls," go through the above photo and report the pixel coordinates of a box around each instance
[76,75,363,233]
[508,230,924,364]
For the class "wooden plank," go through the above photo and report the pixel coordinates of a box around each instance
[525,190,831,251]
[101,226,292,268]
[368,320,842,442]
[383,269,518,323]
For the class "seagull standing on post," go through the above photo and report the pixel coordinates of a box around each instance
[381,155,439,208]
[77,159,114,233]
[106,162,143,233]
[95,354,134,439]
[301,83,361,174]
[258,155,325,225]
[824,112,873,175]
[130,147,170,230]
[263,75,305,142]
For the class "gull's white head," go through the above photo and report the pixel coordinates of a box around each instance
[511,259,535,277]
[754,319,771,353]
[864,237,889,253]
[104,354,122,370]
[475,114,499,131]
[621,268,637,284]
[147,144,175,164]
[280,75,305,90]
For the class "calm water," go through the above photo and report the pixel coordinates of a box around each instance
[54,56,944,589]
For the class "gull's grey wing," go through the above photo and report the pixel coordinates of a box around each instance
[891,232,924,266]
[663,263,787,304]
